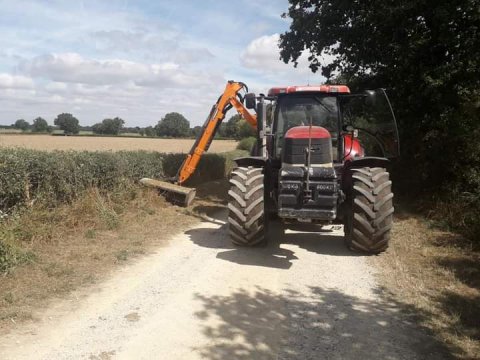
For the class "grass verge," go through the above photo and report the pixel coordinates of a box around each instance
[371,210,480,359]
[0,184,198,331]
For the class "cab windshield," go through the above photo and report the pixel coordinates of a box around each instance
[274,95,338,157]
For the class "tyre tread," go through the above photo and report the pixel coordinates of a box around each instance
[228,167,266,246]
[345,167,394,254]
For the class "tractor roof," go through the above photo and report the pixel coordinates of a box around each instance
[267,85,350,97]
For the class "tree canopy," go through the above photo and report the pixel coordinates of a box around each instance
[223,115,255,140]
[224,115,241,139]
[54,113,80,135]
[192,126,203,137]
[155,112,190,137]
[280,0,479,83]
[92,117,125,135]
[13,119,29,131]
[32,117,50,133]
[144,126,156,137]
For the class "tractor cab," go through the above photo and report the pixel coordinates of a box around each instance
[248,84,400,223]
[266,85,399,164]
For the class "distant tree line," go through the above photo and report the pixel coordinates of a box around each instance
[5,112,255,140]
[11,117,53,133]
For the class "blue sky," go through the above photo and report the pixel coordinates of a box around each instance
[0,0,324,127]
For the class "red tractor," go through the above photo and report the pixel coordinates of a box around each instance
[228,83,399,254]
[153,81,399,254]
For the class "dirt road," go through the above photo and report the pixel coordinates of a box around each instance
[0,213,450,359]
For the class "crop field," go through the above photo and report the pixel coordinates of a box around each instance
[0,134,237,153]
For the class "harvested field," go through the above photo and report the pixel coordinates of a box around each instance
[0,134,237,153]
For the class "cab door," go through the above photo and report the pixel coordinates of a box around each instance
[339,89,400,158]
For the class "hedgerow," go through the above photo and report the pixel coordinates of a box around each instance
[0,148,236,212]
[0,148,242,272]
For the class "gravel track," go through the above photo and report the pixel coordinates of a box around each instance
[0,213,451,359]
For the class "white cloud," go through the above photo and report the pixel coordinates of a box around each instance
[20,53,148,85]
[172,48,214,64]
[19,53,222,89]
[92,29,176,52]
[44,81,68,92]
[89,30,215,65]
[240,34,312,74]
[237,33,339,93]
[0,73,34,89]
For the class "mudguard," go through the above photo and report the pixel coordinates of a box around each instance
[345,157,390,169]
[233,156,266,168]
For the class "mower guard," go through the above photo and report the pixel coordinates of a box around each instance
[140,178,196,207]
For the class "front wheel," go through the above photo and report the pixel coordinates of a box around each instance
[344,167,394,254]
[228,167,267,246]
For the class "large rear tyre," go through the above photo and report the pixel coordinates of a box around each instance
[344,167,394,254]
[228,166,266,246]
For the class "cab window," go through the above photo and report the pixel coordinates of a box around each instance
[274,95,338,157]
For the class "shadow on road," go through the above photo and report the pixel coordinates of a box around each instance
[185,221,297,270]
[193,286,455,360]
[185,217,359,269]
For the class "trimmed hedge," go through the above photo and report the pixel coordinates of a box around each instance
[0,148,239,212]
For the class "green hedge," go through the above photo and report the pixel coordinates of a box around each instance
[0,148,239,212]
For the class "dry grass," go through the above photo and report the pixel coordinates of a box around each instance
[371,211,480,359]
[0,186,200,332]
[0,134,237,153]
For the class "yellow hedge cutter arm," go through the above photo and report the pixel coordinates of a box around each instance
[141,81,257,206]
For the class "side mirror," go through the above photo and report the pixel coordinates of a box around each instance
[245,93,256,109]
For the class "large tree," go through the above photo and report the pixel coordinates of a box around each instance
[224,115,241,139]
[32,117,50,133]
[238,119,255,139]
[192,126,203,137]
[144,126,156,137]
[13,119,30,131]
[223,115,255,140]
[54,113,80,135]
[216,123,228,138]
[155,112,190,138]
[92,117,125,135]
